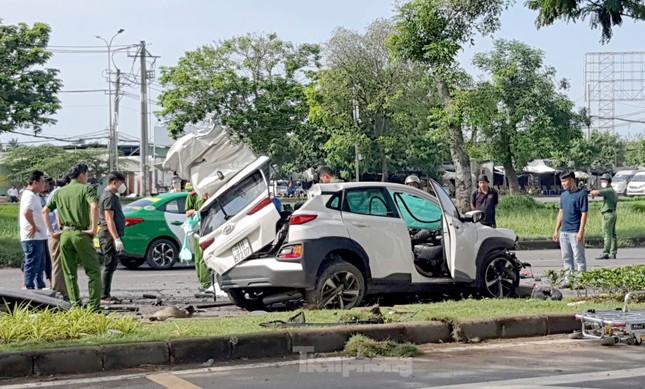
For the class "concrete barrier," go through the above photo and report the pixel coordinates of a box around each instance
[33,347,103,376]
[170,337,231,364]
[103,342,170,370]
[0,351,32,378]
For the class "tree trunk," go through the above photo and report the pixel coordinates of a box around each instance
[381,144,388,182]
[500,132,520,195]
[437,80,472,212]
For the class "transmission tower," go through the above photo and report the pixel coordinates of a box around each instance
[584,51,645,138]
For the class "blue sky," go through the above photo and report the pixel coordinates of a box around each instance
[2,0,644,147]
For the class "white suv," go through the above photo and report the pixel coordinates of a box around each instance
[199,162,522,310]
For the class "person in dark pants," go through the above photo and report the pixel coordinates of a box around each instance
[470,174,499,228]
[98,172,126,304]
[43,163,101,311]
[19,171,48,290]
[590,173,618,260]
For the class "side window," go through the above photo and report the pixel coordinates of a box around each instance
[162,199,181,214]
[326,192,342,210]
[177,196,186,214]
[343,188,394,217]
[391,191,442,231]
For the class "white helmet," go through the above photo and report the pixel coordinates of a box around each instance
[405,175,421,185]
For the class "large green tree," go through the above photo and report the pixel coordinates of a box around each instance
[527,0,645,43]
[552,131,626,171]
[0,22,62,134]
[309,19,447,180]
[157,33,320,166]
[625,137,645,166]
[469,40,587,193]
[390,0,511,211]
[3,145,108,186]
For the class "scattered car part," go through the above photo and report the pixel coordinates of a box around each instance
[0,287,71,312]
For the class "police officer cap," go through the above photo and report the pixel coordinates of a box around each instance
[600,173,612,182]
[405,175,421,185]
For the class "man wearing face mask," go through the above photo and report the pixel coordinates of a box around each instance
[98,172,127,304]
[590,173,618,260]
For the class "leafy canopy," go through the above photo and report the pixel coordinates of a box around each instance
[0,22,62,134]
[526,0,645,43]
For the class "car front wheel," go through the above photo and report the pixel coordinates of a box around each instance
[145,238,178,270]
[477,251,519,298]
[306,259,365,309]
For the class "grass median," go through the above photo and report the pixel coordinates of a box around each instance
[2,297,644,352]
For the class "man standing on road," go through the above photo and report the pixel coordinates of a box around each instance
[8,186,18,203]
[590,173,618,260]
[186,190,212,292]
[19,171,48,290]
[46,174,69,299]
[470,174,499,228]
[553,171,589,274]
[318,166,343,183]
[42,163,102,311]
[98,172,127,304]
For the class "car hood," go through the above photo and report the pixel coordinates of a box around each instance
[162,124,257,197]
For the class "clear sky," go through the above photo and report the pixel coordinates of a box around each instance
[2,0,644,147]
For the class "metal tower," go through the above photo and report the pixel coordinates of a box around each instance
[584,51,645,137]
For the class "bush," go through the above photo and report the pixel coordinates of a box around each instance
[497,195,544,211]
[0,306,140,345]
[546,266,645,295]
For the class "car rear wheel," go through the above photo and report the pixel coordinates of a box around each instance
[306,258,365,309]
[119,257,146,270]
[145,238,178,270]
[477,251,520,298]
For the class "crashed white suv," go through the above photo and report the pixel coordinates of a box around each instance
[198,158,522,310]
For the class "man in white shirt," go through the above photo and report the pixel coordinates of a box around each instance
[19,171,49,289]
[8,186,18,203]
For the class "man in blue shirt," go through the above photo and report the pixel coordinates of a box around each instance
[553,171,588,273]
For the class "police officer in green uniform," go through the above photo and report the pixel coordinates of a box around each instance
[591,173,618,260]
[42,163,101,310]
[185,190,212,292]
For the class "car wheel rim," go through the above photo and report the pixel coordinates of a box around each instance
[152,243,175,266]
[484,257,517,298]
[319,271,360,309]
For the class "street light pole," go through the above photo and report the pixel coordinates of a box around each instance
[96,29,124,171]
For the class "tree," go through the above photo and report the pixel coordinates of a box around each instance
[625,136,645,166]
[469,40,587,193]
[157,33,320,166]
[0,22,62,134]
[527,0,645,43]
[3,145,109,185]
[390,0,511,211]
[552,131,626,171]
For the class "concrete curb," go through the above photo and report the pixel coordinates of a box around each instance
[0,314,580,378]
[516,237,645,250]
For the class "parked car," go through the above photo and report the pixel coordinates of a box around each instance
[96,192,189,270]
[199,157,522,310]
[612,170,639,196]
[626,171,645,197]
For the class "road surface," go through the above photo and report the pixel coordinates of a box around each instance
[4,335,645,388]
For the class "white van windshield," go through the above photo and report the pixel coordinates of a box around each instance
[631,174,645,183]
[613,174,632,182]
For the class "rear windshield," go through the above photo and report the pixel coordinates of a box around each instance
[122,198,157,213]
[201,171,267,235]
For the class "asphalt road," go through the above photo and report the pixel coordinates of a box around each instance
[6,335,645,388]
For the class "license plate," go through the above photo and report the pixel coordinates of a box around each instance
[232,239,252,263]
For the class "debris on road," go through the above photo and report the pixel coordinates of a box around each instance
[0,287,71,312]
[530,286,563,301]
[149,305,196,321]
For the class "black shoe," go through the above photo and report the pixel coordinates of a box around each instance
[611,254,617,259]
[595,255,610,260]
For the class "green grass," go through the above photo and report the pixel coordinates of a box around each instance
[344,335,421,358]
[497,196,645,242]
[0,205,22,268]
[2,298,643,352]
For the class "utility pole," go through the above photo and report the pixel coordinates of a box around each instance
[352,88,361,182]
[139,41,149,197]
[114,68,121,171]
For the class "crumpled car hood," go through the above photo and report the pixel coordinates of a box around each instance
[162,124,257,197]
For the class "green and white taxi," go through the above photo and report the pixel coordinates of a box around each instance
[95,192,190,270]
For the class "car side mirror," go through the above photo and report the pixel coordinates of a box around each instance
[464,210,485,224]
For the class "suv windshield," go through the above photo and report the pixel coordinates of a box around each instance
[201,171,267,235]
[613,174,631,182]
